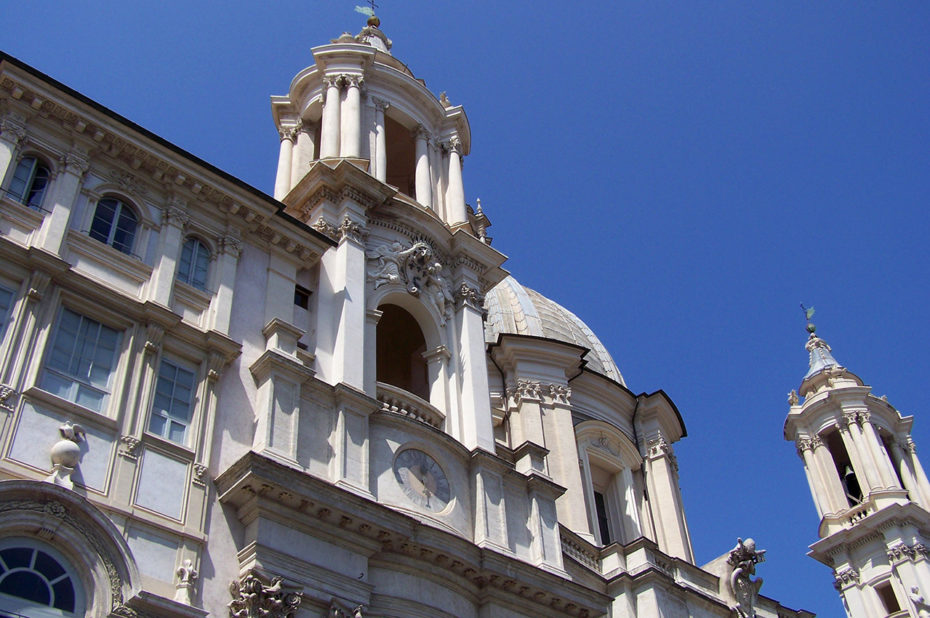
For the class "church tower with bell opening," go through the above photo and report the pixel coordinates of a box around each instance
[786,317,930,616]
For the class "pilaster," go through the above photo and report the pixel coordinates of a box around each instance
[35,149,89,254]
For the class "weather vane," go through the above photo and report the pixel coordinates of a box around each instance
[355,1,378,18]
[800,303,816,334]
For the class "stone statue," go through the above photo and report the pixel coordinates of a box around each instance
[910,586,930,618]
[366,240,434,295]
[424,262,453,325]
[727,537,766,617]
[45,421,86,489]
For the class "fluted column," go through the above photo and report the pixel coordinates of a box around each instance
[905,437,930,506]
[0,114,26,182]
[445,137,467,224]
[210,234,241,334]
[319,76,342,158]
[890,439,922,505]
[372,98,388,181]
[274,125,298,199]
[340,75,362,158]
[36,150,89,254]
[149,198,189,306]
[414,125,432,208]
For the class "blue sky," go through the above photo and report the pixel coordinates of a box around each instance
[4,2,929,614]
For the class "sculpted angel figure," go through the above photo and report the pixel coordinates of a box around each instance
[367,241,409,289]
[727,538,766,617]
[424,262,454,325]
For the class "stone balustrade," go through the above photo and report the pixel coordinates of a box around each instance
[376,382,444,429]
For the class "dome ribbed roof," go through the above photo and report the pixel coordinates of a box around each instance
[484,276,624,385]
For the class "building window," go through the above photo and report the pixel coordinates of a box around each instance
[88,197,138,254]
[178,237,210,290]
[376,304,428,401]
[593,490,613,545]
[0,285,14,341]
[294,284,311,309]
[149,359,196,444]
[40,308,121,413]
[876,580,902,614]
[7,156,50,210]
[0,543,81,615]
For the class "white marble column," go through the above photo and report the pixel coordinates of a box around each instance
[273,125,298,199]
[291,124,316,187]
[340,75,362,158]
[839,416,881,493]
[148,198,188,306]
[905,438,930,506]
[414,125,432,208]
[810,436,851,513]
[372,98,388,182]
[859,413,900,488]
[429,136,443,218]
[644,436,694,563]
[620,466,642,540]
[319,76,342,158]
[797,438,828,517]
[423,345,451,419]
[0,114,26,182]
[36,150,89,254]
[890,440,920,503]
[445,137,467,224]
[209,234,241,334]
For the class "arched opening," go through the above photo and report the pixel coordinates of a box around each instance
[376,304,428,400]
[384,115,416,198]
[824,429,862,506]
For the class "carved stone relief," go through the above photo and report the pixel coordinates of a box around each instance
[174,558,198,605]
[366,240,454,325]
[727,537,766,617]
[0,384,17,412]
[45,422,86,489]
[228,570,302,618]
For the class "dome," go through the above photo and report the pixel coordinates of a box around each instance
[484,276,625,385]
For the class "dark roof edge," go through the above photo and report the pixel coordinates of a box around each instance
[0,51,336,248]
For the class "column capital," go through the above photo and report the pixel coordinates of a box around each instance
[454,282,484,311]
[0,114,27,145]
[278,123,301,143]
[61,150,90,176]
[322,74,343,90]
[219,234,242,258]
[163,197,190,228]
[344,74,364,88]
[414,124,431,141]
[337,215,368,245]
[810,435,824,449]
[796,437,813,457]
[842,410,859,426]
[372,97,390,112]
[832,567,859,591]
[444,135,463,155]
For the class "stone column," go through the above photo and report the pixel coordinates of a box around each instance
[644,436,693,562]
[1,271,50,387]
[209,234,241,334]
[858,412,899,488]
[0,114,26,182]
[148,198,188,306]
[429,137,442,218]
[340,75,362,158]
[319,76,342,158]
[273,125,298,200]
[453,283,495,451]
[423,345,451,420]
[810,436,851,513]
[445,137,467,224]
[620,466,642,540]
[414,125,433,208]
[905,438,930,506]
[36,150,89,254]
[839,415,881,493]
[797,438,828,517]
[372,98,388,182]
[292,124,316,186]
[889,440,920,504]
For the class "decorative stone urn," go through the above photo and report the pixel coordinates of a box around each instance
[45,421,86,489]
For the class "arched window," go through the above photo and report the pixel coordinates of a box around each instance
[8,156,50,210]
[89,197,138,254]
[376,304,429,401]
[178,237,210,290]
[0,539,84,617]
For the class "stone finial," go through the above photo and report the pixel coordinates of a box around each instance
[228,570,301,618]
[174,559,198,605]
[44,422,85,489]
[726,538,766,617]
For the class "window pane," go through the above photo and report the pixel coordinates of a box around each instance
[178,239,194,283]
[0,570,51,605]
[149,413,167,437]
[75,384,105,412]
[52,577,76,612]
[151,360,194,443]
[0,547,33,569]
[89,198,118,244]
[33,551,65,581]
[25,164,50,208]
[7,157,35,202]
[169,421,187,443]
[0,286,14,338]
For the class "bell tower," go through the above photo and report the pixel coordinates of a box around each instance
[785,316,930,616]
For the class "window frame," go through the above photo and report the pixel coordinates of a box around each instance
[6,154,52,211]
[0,537,85,618]
[87,196,139,255]
[177,236,212,291]
[0,282,17,347]
[38,306,123,415]
[147,355,200,447]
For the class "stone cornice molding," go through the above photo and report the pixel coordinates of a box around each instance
[107,170,149,197]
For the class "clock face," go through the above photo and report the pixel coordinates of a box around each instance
[393,449,451,513]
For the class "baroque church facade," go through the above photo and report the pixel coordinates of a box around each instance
[0,14,924,618]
